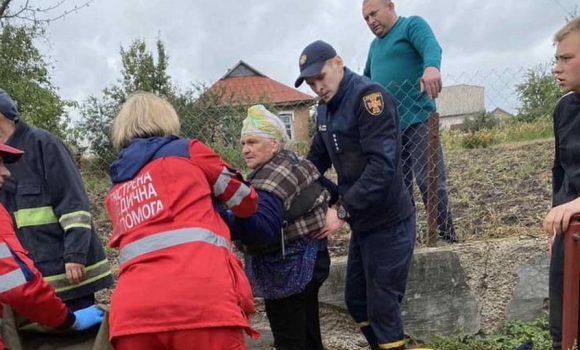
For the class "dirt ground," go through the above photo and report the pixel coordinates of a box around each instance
[442,139,552,241]
[96,236,549,349]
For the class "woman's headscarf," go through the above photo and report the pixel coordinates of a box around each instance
[241,105,289,144]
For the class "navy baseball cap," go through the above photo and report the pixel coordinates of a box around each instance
[0,89,19,121]
[294,40,337,88]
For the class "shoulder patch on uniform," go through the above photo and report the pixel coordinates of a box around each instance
[362,92,384,116]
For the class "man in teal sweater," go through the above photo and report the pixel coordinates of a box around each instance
[362,0,458,243]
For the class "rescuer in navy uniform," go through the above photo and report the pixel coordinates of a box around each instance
[295,40,416,350]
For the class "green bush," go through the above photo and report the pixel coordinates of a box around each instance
[499,117,554,143]
[289,140,311,157]
[441,115,553,152]
[427,319,551,350]
[210,143,246,171]
[461,131,495,149]
[461,113,501,133]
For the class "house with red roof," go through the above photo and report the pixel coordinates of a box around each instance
[207,60,316,143]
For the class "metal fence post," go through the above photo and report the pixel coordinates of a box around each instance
[563,215,580,350]
[426,112,440,247]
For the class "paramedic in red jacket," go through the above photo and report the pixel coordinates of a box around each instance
[104,92,259,350]
[0,142,104,349]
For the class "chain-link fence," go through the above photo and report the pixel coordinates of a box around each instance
[77,67,558,249]
[408,68,555,246]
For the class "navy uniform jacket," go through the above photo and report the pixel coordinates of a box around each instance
[0,121,113,301]
[307,68,414,234]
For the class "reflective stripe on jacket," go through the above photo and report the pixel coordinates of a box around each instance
[0,121,113,301]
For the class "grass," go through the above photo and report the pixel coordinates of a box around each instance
[441,119,553,240]
[421,319,552,350]
[81,169,117,264]
[441,117,553,151]
[433,138,553,241]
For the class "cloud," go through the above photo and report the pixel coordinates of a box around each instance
[37,0,577,110]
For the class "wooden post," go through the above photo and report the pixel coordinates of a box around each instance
[563,215,580,350]
[426,112,440,247]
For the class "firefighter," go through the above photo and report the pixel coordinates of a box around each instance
[0,88,113,312]
[0,142,104,349]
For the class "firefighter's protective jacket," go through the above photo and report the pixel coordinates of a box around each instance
[0,121,113,301]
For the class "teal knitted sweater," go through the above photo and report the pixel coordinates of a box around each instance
[364,16,442,130]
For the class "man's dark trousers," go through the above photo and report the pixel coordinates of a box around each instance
[345,214,416,350]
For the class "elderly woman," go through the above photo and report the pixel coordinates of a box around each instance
[220,105,338,350]
[104,92,259,350]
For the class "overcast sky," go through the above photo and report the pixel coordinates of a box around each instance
[31,0,578,115]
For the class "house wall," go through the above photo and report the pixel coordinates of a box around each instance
[436,85,485,117]
[226,64,259,78]
[293,105,311,143]
[439,112,481,130]
[278,105,312,144]
[491,109,513,121]
[439,115,467,130]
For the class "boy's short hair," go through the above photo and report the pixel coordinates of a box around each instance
[554,17,580,43]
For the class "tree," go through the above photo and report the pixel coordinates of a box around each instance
[181,83,276,146]
[0,0,93,24]
[514,63,562,122]
[78,38,175,167]
[461,111,501,133]
[179,83,267,170]
[78,37,278,172]
[0,24,75,141]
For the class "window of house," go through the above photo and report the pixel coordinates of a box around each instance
[278,111,295,140]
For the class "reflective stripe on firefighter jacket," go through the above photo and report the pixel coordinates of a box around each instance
[0,204,75,348]
[105,136,259,339]
[0,121,114,301]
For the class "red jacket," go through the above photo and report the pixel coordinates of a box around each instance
[105,137,259,339]
[0,204,75,348]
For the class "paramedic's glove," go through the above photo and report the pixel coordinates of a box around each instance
[72,305,104,331]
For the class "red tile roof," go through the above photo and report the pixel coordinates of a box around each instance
[209,76,315,106]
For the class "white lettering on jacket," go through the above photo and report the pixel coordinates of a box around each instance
[109,171,165,235]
